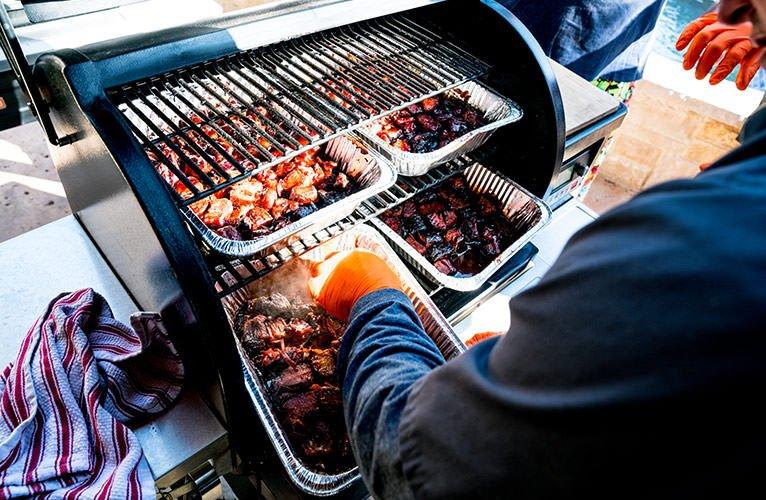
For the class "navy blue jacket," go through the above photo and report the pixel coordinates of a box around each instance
[499,0,667,81]
[339,129,766,498]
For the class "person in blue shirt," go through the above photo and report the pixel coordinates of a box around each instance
[501,0,667,82]
[308,1,766,497]
[498,0,668,198]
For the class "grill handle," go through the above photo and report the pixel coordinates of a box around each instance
[0,2,76,146]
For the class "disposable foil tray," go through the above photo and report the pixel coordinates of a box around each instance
[219,225,464,496]
[185,135,396,258]
[357,81,523,176]
[371,162,551,292]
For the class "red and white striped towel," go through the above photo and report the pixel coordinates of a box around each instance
[0,288,184,499]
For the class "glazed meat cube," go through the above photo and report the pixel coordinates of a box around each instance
[418,194,446,215]
[392,139,411,152]
[282,392,318,429]
[247,207,274,230]
[282,165,315,190]
[333,172,350,190]
[290,185,319,204]
[411,132,439,154]
[310,349,336,378]
[216,226,242,241]
[444,228,465,247]
[427,242,453,262]
[259,188,278,210]
[401,200,417,218]
[394,114,416,129]
[403,214,429,236]
[201,198,233,228]
[230,180,263,205]
[223,205,251,227]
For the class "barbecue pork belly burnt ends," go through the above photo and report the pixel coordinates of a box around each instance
[380,175,529,277]
[374,90,488,154]
[235,293,352,472]
[144,102,361,241]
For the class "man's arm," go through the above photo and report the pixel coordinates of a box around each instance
[396,168,766,498]
[338,289,445,499]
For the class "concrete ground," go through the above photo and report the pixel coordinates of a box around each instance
[0,123,70,242]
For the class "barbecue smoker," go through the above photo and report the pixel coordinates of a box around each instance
[1,0,624,497]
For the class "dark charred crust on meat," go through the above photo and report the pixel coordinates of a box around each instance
[381,174,530,277]
[234,292,351,472]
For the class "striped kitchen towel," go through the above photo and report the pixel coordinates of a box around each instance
[0,288,184,499]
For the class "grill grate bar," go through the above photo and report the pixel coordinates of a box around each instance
[110,14,489,207]
[212,155,478,296]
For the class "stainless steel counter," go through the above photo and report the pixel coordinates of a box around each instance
[0,59,619,492]
[0,217,228,489]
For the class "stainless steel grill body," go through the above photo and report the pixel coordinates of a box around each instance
[23,1,567,496]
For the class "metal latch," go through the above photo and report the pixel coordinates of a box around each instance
[157,460,223,500]
[0,2,77,146]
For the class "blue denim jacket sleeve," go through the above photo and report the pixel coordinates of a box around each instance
[337,288,445,499]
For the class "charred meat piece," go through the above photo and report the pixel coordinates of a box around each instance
[272,364,314,394]
[248,292,292,317]
[434,258,457,275]
[418,191,446,215]
[201,198,233,229]
[310,349,336,378]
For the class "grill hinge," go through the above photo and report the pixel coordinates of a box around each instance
[0,3,77,146]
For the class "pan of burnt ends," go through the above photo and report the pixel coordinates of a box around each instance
[372,162,551,292]
[357,81,523,176]
[219,225,463,496]
[182,134,396,257]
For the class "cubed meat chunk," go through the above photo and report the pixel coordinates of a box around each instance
[310,350,336,378]
[201,198,233,229]
[290,185,318,204]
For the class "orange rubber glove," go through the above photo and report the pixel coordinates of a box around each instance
[677,11,765,91]
[307,250,403,322]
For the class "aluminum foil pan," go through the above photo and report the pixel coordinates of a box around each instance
[371,162,551,292]
[357,81,523,176]
[219,225,464,496]
[185,135,396,258]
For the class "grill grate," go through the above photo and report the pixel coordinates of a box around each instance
[211,155,478,297]
[109,14,490,206]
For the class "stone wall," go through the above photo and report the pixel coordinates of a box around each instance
[597,80,743,191]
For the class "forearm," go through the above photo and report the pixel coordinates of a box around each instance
[338,289,445,499]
